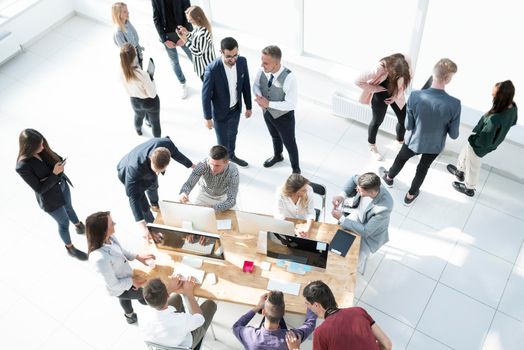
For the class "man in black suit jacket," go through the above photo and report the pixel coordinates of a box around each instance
[152,0,193,98]
[201,37,252,167]
[117,137,194,237]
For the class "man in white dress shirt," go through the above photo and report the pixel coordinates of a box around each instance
[140,277,217,348]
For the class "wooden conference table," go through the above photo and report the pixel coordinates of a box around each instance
[132,209,360,314]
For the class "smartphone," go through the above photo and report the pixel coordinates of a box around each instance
[61,157,67,164]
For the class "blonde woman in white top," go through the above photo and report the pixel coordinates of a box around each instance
[275,174,315,237]
[120,43,161,137]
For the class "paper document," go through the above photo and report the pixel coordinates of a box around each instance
[267,279,301,296]
[216,219,232,230]
[173,264,206,284]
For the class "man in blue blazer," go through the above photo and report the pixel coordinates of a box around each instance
[117,137,194,238]
[202,37,252,167]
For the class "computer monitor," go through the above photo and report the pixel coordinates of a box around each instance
[265,231,329,270]
[147,223,225,261]
[159,200,217,233]
[236,210,295,235]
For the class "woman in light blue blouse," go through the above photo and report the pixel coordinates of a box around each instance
[112,2,144,68]
[87,211,155,324]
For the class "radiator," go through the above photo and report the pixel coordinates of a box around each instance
[331,93,398,135]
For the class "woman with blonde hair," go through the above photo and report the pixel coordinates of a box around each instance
[120,43,161,137]
[176,5,215,81]
[112,2,145,68]
[275,174,316,237]
[355,53,412,161]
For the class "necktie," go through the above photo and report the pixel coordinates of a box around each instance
[268,74,274,88]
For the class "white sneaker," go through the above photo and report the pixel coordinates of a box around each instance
[369,144,383,161]
[180,83,187,99]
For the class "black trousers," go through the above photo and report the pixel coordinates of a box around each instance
[130,95,161,137]
[118,287,147,314]
[388,144,439,195]
[214,106,241,158]
[368,89,406,144]
[263,110,300,171]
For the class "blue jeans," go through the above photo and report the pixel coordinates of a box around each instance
[214,106,241,158]
[47,181,80,245]
[165,32,193,84]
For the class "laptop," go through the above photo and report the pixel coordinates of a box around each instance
[159,200,218,233]
[147,223,225,261]
[236,210,295,235]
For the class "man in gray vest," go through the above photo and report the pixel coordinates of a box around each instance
[253,45,301,174]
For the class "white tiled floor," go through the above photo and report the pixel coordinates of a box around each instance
[1,16,524,349]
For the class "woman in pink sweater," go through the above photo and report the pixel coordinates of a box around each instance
[355,53,411,160]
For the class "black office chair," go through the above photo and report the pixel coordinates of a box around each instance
[309,182,327,222]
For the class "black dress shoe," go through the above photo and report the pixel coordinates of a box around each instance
[292,168,301,174]
[230,156,249,168]
[263,155,284,168]
[447,164,465,182]
[66,245,88,261]
[452,181,475,197]
[136,129,143,136]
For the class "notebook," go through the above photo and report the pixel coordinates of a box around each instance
[267,279,301,296]
[329,229,356,258]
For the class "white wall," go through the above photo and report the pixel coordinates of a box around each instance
[0,0,73,63]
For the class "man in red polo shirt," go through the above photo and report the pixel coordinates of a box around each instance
[303,280,392,350]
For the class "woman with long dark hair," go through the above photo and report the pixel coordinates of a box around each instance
[120,43,161,137]
[355,53,411,161]
[176,5,215,81]
[15,128,87,260]
[448,80,518,196]
[87,211,155,324]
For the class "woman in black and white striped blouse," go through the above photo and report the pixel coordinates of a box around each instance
[176,6,215,81]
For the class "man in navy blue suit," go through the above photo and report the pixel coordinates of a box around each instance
[117,137,194,238]
[202,37,252,168]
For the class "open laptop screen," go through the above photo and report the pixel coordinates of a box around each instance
[147,223,225,261]
[266,232,329,269]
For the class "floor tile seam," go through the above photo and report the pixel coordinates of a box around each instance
[357,299,416,330]
[491,256,523,322]
[457,235,524,265]
[474,199,524,224]
[408,328,456,350]
[356,251,387,300]
[436,280,499,311]
[495,308,524,323]
[296,122,348,145]
[397,215,463,247]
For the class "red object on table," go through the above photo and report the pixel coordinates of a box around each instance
[243,260,254,273]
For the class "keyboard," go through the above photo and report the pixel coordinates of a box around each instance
[182,241,214,255]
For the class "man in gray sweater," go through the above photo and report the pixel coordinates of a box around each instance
[380,58,461,206]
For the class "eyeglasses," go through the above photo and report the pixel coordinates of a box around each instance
[224,53,239,59]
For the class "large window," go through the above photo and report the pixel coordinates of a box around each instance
[210,0,301,50]
[416,0,523,124]
[304,0,420,71]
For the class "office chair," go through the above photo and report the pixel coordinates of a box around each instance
[309,182,327,222]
